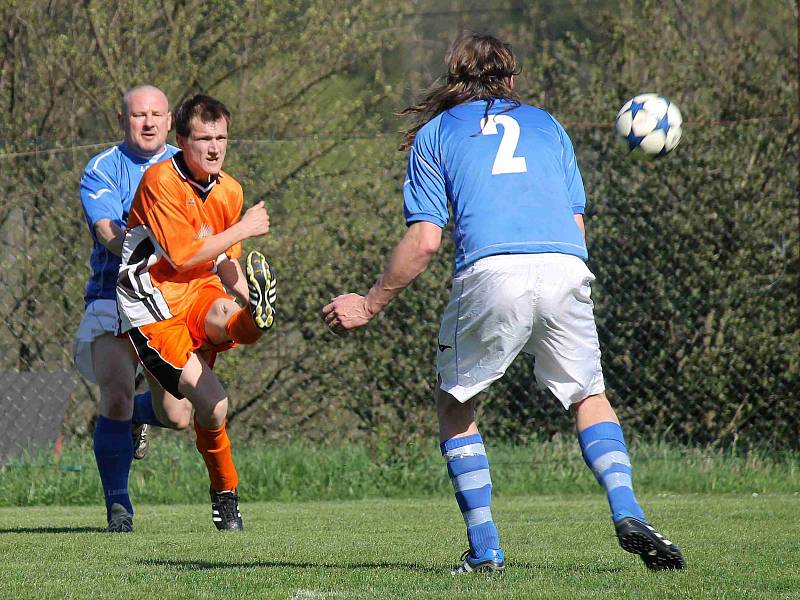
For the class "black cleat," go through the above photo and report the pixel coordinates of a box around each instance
[615,517,685,570]
[210,488,243,531]
[132,423,150,460]
[107,503,133,533]
[245,251,277,331]
[451,548,506,574]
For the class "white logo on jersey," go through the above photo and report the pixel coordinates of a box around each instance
[195,223,214,240]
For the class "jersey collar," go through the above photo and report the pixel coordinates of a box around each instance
[120,142,171,165]
[171,151,224,201]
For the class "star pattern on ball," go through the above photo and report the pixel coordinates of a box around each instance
[629,100,646,119]
[626,131,645,150]
[655,111,671,134]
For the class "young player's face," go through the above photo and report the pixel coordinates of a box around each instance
[120,89,171,157]
[179,116,228,180]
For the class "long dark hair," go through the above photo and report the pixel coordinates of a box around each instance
[399,33,521,150]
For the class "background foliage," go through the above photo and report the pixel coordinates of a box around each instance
[0,0,797,448]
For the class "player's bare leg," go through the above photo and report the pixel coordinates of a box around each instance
[144,373,193,430]
[94,334,137,421]
[436,387,505,574]
[436,387,478,442]
[178,353,228,428]
[92,334,137,531]
[572,393,685,570]
[572,392,619,431]
[177,353,242,531]
[204,297,254,345]
[204,252,277,349]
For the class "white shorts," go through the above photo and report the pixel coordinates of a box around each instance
[436,253,605,409]
[73,299,120,383]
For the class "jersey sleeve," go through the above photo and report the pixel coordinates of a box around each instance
[137,176,207,269]
[554,119,587,214]
[403,121,449,228]
[79,161,124,237]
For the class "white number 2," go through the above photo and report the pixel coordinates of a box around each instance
[480,114,528,175]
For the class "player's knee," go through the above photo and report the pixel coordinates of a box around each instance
[171,414,192,430]
[163,401,193,430]
[436,388,469,417]
[194,399,228,430]
[99,384,134,415]
[572,391,609,411]
[208,299,237,327]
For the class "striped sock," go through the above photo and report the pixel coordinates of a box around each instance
[93,416,134,520]
[579,421,646,523]
[441,433,500,557]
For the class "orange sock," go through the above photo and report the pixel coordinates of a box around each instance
[225,306,262,345]
[195,419,239,492]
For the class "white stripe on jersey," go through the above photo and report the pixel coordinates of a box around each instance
[87,188,113,201]
[117,225,173,331]
[90,146,119,188]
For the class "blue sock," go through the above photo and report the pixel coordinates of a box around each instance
[131,391,164,427]
[441,433,500,558]
[579,421,646,523]
[93,416,134,520]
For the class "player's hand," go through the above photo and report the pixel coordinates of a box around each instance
[322,293,374,334]
[240,201,270,238]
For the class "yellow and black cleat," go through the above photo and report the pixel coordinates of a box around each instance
[246,250,277,331]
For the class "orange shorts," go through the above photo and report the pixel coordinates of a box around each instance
[128,282,237,398]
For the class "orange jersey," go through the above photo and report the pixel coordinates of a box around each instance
[117,153,243,331]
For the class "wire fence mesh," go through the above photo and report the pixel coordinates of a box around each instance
[1,114,797,459]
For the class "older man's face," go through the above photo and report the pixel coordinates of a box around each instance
[120,89,171,157]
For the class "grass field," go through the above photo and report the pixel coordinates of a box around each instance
[3,437,799,507]
[2,440,798,598]
[2,494,798,599]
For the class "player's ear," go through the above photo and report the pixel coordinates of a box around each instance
[166,111,173,132]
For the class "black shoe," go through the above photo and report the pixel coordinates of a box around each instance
[245,250,276,331]
[615,516,685,570]
[132,423,150,460]
[107,503,133,533]
[210,488,243,531]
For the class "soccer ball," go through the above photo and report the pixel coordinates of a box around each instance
[615,93,682,156]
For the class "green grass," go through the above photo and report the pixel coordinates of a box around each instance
[1,495,798,599]
[2,437,799,507]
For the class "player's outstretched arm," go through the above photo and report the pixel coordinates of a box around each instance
[176,201,270,271]
[322,221,442,333]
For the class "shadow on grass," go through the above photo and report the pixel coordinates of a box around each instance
[143,559,623,575]
[0,526,104,534]
[143,559,443,574]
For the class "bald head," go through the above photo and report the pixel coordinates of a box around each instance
[118,85,172,158]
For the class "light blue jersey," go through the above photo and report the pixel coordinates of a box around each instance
[79,143,178,305]
[403,99,587,273]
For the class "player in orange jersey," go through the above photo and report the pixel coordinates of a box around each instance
[117,94,277,530]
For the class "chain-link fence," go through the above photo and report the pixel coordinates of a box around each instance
[1,119,797,458]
